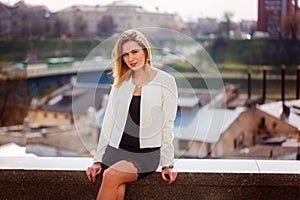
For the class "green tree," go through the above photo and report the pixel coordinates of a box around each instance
[53,18,69,37]
[74,15,87,36]
[282,13,300,40]
[218,11,235,39]
[0,68,31,126]
[31,18,46,37]
[97,15,117,37]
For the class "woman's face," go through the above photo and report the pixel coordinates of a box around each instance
[122,40,146,71]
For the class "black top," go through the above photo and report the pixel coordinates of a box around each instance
[119,96,159,153]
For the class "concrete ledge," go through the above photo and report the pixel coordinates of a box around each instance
[0,157,299,200]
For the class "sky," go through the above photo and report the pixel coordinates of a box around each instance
[4,0,258,22]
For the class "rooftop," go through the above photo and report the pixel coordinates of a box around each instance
[175,108,244,143]
[259,99,300,130]
[0,157,299,199]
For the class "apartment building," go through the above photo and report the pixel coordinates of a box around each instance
[57,1,186,37]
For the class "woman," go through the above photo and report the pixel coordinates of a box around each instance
[86,29,178,200]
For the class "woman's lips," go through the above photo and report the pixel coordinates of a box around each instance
[130,63,137,67]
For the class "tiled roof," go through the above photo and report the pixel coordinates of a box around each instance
[258,99,300,130]
[60,5,106,13]
[174,108,244,143]
[14,1,48,11]
[106,1,136,7]
[40,83,111,115]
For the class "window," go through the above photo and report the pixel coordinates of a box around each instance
[179,140,189,151]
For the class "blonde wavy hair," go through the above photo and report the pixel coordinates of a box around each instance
[112,29,152,88]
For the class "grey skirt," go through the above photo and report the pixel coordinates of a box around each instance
[101,145,160,180]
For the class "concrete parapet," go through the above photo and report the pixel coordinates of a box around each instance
[0,157,299,200]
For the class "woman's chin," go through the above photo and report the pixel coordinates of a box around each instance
[130,64,144,71]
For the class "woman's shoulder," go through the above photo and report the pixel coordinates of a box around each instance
[155,68,175,82]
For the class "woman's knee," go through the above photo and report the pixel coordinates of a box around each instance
[102,167,119,184]
[102,161,138,185]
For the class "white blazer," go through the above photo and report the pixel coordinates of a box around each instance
[93,69,178,167]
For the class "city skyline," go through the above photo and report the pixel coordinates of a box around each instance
[4,0,258,22]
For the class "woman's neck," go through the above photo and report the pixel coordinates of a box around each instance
[132,65,156,88]
[132,66,150,79]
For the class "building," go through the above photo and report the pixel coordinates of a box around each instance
[192,18,219,39]
[57,1,186,37]
[174,105,299,160]
[0,1,55,37]
[26,82,111,127]
[56,5,107,37]
[174,108,244,158]
[213,106,299,159]
[257,0,299,37]
[1,0,186,38]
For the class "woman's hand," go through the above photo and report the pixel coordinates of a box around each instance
[161,167,178,184]
[86,162,102,183]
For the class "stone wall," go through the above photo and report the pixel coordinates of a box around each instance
[0,157,299,200]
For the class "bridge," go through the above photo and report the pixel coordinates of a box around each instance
[26,61,113,94]
[26,61,111,78]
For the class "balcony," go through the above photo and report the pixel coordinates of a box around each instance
[0,157,299,199]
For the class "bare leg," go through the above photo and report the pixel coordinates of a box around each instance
[97,160,138,200]
[116,184,126,200]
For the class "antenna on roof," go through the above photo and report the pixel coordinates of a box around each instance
[297,145,300,160]
[297,132,300,160]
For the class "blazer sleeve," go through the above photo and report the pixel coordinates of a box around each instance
[93,86,116,163]
[160,75,178,167]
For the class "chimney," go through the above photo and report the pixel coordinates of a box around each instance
[262,67,267,104]
[281,65,286,106]
[247,70,251,99]
[297,66,300,99]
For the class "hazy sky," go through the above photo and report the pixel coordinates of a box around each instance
[5,0,258,22]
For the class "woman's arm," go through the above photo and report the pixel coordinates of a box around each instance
[160,75,178,184]
[93,86,117,163]
[161,166,178,184]
[86,162,102,183]
[160,75,178,167]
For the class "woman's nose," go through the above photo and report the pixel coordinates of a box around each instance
[128,53,134,61]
